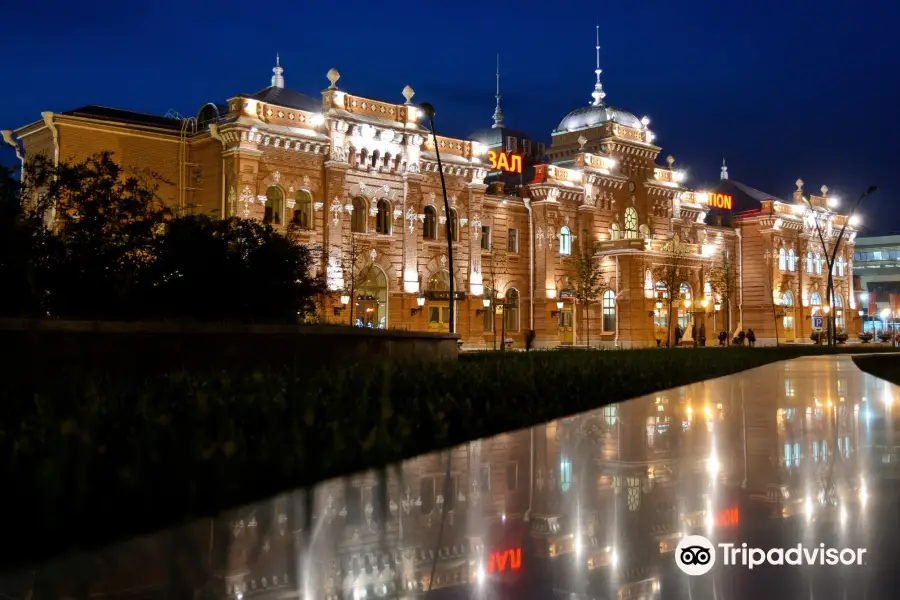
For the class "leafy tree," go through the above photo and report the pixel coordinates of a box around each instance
[145,216,325,323]
[707,251,737,336]
[337,231,376,326]
[567,240,605,347]
[651,236,691,347]
[9,152,325,323]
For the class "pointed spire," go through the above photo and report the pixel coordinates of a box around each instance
[492,54,504,129]
[271,53,285,89]
[591,25,606,106]
[720,158,729,180]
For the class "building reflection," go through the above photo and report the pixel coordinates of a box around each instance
[6,357,893,600]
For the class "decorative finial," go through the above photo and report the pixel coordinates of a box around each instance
[271,53,285,89]
[326,68,340,90]
[492,54,504,129]
[820,184,828,196]
[591,25,606,106]
[402,85,415,105]
[720,158,729,180]
[577,135,588,149]
[795,178,804,191]
[666,155,675,168]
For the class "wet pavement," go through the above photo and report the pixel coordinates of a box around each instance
[5,354,900,599]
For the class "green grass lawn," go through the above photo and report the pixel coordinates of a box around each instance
[2,344,896,568]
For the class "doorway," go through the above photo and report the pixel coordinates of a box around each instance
[558,304,574,344]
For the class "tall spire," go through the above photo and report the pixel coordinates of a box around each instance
[271,53,285,89]
[492,54,504,129]
[720,158,729,180]
[591,25,606,106]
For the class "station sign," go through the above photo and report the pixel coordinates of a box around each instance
[488,150,523,174]
[700,192,733,210]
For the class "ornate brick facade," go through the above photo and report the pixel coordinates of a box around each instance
[4,60,860,346]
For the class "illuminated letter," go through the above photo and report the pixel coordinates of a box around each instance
[510,548,522,570]
[488,150,498,170]
[496,550,509,572]
[488,552,497,573]
[725,195,732,210]
[511,154,522,173]
[497,152,510,171]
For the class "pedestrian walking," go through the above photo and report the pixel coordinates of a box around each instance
[747,328,756,347]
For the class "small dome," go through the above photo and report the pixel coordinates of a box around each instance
[554,104,643,133]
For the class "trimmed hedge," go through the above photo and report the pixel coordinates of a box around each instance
[2,345,898,568]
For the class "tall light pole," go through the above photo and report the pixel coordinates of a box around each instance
[802,185,877,346]
[860,292,869,336]
[418,102,455,334]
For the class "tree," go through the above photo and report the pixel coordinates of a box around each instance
[707,251,737,337]
[651,235,691,347]
[567,240,605,347]
[337,231,376,326]
[481,248,508,350]
[9,152,325,323]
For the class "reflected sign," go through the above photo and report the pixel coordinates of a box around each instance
[487,547,522,573]
[714,507,739,528]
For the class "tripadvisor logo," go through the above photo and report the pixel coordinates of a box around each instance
[675,536,867,576]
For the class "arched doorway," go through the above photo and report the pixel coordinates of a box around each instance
[355,266,387,329]
[426,269,453,331]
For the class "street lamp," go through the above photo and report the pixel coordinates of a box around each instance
[419,102,456,334]
[411,293,426,316]
[334,292,351,316]
[802,185,878,347]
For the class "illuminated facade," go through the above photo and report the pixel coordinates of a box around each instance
[3,51,861,346]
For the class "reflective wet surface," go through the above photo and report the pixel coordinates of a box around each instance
[5,354,900,599]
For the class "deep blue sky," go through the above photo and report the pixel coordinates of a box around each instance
[3,0,897,233]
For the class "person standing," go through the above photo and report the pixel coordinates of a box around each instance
[699,323,707,347]
[747,328,756,347]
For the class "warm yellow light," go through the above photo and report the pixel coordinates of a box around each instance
[340,293,351,305]
[823,305,831,314]
[416,294,426,307]
[556,300,564,310]
[684,299,692,308]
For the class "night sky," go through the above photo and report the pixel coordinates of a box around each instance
[2,0,897,233]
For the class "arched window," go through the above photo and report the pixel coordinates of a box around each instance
[678,283,692,330]
[654,281,668,328]
[602,289,616,332]
[624,207,638,239]
[559,226,572,256]
[376,199,391,235]
[788,249,796,271]
[504,288,519,332]
[292,190,313,229]
[264,186,284,225]
[423,206,437,240]
[810,292,822,307]
[778,247,787,271]
[782,290,794,330]
[355,266,387,329]
[806,252,813,273]
[445,208,459,242]
[610,223,620,241]
[815,254,823,274]
[351,197,367,233]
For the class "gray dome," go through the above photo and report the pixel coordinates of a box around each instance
[554,104,643,133]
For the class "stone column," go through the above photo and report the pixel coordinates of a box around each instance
[467,182,487,295]
[324,160,350,295]
[402,172,424,294]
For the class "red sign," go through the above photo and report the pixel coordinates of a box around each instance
[488,151,523,174]
[487,547,522,573]
[714,507,739,528]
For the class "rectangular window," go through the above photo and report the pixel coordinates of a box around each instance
[506,462,518,491]
[522,139,531,157]
[783,316,794,329]
[536,142,545,160]
[481,226,491,250]
[506,136,517,152]
[480,465,491,493]
[508,228,518,253]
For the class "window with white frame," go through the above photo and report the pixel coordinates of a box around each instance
[508,228,518,253]
[778,247,787,271]
[559,226,572,256]
[788,248,796,271]
[602,289,616,332]
[806,252,813,273]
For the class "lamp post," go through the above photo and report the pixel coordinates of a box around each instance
[860,292,869,335]
[802,185,878,347]
[418,102,455,335]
